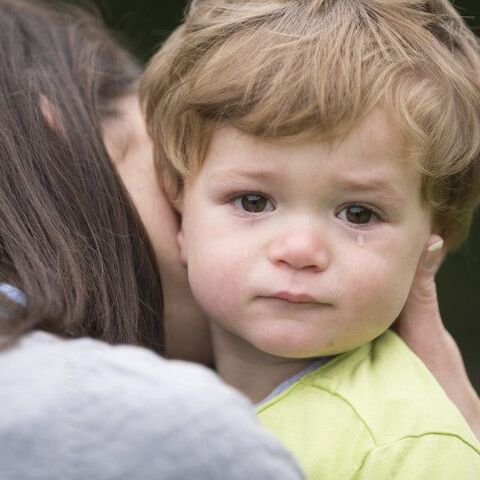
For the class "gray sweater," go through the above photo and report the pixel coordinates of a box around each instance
[0,332,303,480]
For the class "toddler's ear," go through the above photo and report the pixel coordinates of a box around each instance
[161,169,185,213]
[160,167,187,263]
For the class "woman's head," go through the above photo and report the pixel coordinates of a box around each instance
[0,0,164,351]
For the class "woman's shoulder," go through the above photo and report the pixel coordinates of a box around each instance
[1,330,220,395]
[0,329,247,424]
[0,331,302,480]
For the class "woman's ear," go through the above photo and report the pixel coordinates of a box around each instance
[39,95,64,134]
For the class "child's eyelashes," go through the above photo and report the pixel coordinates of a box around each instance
[231,193,275,214]
[228,193,384,226]
[336,204,383,226]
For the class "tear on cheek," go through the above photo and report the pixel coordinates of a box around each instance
[356,233,366,247]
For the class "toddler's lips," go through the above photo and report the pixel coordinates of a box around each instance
[271,291,317,304]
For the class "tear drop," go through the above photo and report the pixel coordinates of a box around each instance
[356,233,365,247]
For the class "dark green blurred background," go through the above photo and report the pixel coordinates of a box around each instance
[91,0,480,391]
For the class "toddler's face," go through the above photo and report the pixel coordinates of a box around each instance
[179,111,432,358]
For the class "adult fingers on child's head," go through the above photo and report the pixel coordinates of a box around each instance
[423,235,445,274]
[411,235,445,300]
[393,235,445,336]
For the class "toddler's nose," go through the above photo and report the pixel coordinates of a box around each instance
[267,226,330,273]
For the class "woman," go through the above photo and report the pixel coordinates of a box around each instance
[0,0,477,478]
[0,1,300,478]
[0,0,211,364]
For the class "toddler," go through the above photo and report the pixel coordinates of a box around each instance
[142,0,480,477]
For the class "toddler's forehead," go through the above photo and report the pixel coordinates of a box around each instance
[200,116,422,196]
[207,110,409,166]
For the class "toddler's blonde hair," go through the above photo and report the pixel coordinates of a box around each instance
[141,0,480,248]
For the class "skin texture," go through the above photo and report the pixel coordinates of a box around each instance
[178,112,433,402]
[103,94,212,364]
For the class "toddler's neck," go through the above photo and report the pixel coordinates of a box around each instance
[211,324,314,403]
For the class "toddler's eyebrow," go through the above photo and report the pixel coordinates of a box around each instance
[208,170,408,206]
[208,169,278,185]
[335,178,406,204]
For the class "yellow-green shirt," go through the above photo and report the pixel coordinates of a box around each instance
[257,330,480,479]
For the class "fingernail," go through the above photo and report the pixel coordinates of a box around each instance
[424,238,444,271]
[427,238,444,253]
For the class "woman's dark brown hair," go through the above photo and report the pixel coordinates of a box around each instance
[0,0,164,352]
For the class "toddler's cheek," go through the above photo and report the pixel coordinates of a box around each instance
[348,262,413,328]
[187,254,243,320]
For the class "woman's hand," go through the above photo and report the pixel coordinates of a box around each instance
[393,235,480,440]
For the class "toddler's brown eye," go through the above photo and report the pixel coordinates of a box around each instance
[344,205,372,224]
[237,194,273,213]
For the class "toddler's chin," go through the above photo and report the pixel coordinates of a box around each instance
[248,327,336,359]
[248,324,383,360]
